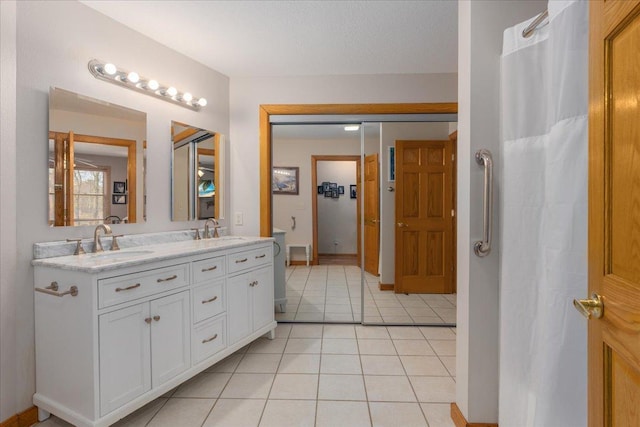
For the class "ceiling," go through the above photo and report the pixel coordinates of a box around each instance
[81,0,458,78]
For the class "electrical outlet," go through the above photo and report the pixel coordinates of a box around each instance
[234,212,243,226]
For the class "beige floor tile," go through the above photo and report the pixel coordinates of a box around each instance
[205,353,243,373]
[369,402,428,427]
[299,296,325,305]
[111,398,167,427]
[247,338,287,354]
[393,339,435,356]
[34,416,74,427]
[320,354,362,374]
[364,375,417,402]
[410,316,445,324]
[275,311,296,321]
[294,312,325,322]
[381,315,414,323]
[324,313,355,322]
[221,373,275,399]
[278,354,321,374]
[355,325,390,339]
[400,356,449,376]
[203,399,266,427]
[361,355,405,375]
[357,339,397,355]
[387,326,425,340]
[316,401,371,427]
[323,324,356,338]
[273,323,292,338]
[297,304,325,313]
[429,340,456,356]
[284,338,322,354]
[419,327,456,340]
[290,324,324,338]
[269,374,318,400]
[322,338,359,354]
[404,306,437,317]
[318,374,367,401]
[324,304,352,313]
[378,307,409,317]
[172,372,231,398]
[440,356,456,377]
[409,376,456,403]
[259,400,316,427]
[146,398,214,427]
[236,354,282,374]
[420,403,456,427]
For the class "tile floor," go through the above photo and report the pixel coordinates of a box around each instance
[275,265,457,324]
[37,323,456,427]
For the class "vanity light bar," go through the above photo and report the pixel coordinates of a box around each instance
[88,59,207,111]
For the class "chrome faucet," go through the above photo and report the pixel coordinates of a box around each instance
[203,218,219,239]
[93,224,112,253]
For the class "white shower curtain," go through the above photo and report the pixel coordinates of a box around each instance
[499,1,588,426]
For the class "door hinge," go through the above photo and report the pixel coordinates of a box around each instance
[451,209,455,217]
[452,154,455,161]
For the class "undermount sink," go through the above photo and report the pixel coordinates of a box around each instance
[88,250,154,260]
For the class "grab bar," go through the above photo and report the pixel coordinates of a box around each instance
[474,149,493,257]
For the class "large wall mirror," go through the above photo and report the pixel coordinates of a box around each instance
[171,121,223,221]
[48,87,146,226]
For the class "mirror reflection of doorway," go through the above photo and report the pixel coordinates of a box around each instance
[265,107,457,327]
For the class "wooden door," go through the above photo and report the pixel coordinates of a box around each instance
[363,153,380,276]
[588,1,640,425]
[395,140,453,294]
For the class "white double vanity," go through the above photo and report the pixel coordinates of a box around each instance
[32,233,276,427]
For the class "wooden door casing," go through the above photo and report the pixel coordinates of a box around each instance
[395,140,453,294]
[589,1,640,426]
[364,153,380,276]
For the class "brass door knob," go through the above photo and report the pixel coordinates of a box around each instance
[573,293,604,319]
[397,222,408,228]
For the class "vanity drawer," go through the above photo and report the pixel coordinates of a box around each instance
[227,246,272,275]
[98,264,189,309]
[192,256,225,284]
[192,316,226,364]
[192,280,225,323]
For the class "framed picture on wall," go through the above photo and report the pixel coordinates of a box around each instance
[272,166,299,195]
[388,146,395,182]
[112,194,127,204]
[329,182,337,189]
[331,189,339,198]
[324,189,332,198]
[350,185,357,199]
[317,185,324,194]
[338,186,345,194]
[322,182,330,192]
[113,181,126,194]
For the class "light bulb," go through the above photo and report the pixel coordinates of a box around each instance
[127,71,140,83]
[147,80,159,90]
[344,125,360,131]
[197,98,207,107]
[103,63,117,75]
[183,92,193,102]
[166,87,177,97]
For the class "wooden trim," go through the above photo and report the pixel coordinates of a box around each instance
[450,403,498,427]
[0,406,38,427]
[311,155,361,268]
[288,260,310,266]
[450,130,458,293]
[259,103,458,237]
[318,253,358,257]
[379,283,394,291]
[214,133,221,220]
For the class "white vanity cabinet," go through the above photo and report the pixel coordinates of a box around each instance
[33,238,276,427]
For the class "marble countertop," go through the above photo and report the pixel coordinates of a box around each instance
[32,236,274,273]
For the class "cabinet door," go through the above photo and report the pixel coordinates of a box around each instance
[150,291,190,387]
[227,273,251,345]
[252,266,274,332]
[99,304,151,416]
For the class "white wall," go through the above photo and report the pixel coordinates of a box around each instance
[317,161,357,254]
[456,0,547,423]
[272,137,360,260]
[229,73,458,237]
[378,122,453,285]
[1,1,231,418]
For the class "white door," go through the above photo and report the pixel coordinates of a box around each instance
[227,273,251,345]
[99,303,151,416]
[150,291,190,387]
[252,266,274,332]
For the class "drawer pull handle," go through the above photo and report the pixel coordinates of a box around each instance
[153,315,160,322]
[255,254,266,259]
[235,258,248,263]
[115,283,141,292]
[157,275,178,283]
[144,317,152,324]
[202,334,218,344]
[202,296,218,304]
[249,280,259,287]
[35,281,78,298]
[201,265,218,272]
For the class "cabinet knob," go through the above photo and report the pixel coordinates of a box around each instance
[153,315,160,322]
[144,317,152,324]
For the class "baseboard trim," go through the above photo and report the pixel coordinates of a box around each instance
[288,260,310,266]
[451,403,498,427]
[378,282,394,291]
[1,406,38,427]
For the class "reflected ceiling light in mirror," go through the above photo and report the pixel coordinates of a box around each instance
[88,59,207,111]
[344,125,360,131]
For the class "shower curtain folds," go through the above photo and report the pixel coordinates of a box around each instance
[499,1,588,427]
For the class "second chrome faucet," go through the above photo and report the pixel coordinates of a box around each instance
[93,224,112,253]
[203,218,220,239]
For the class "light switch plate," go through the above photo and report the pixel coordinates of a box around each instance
[234,212,243,226]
